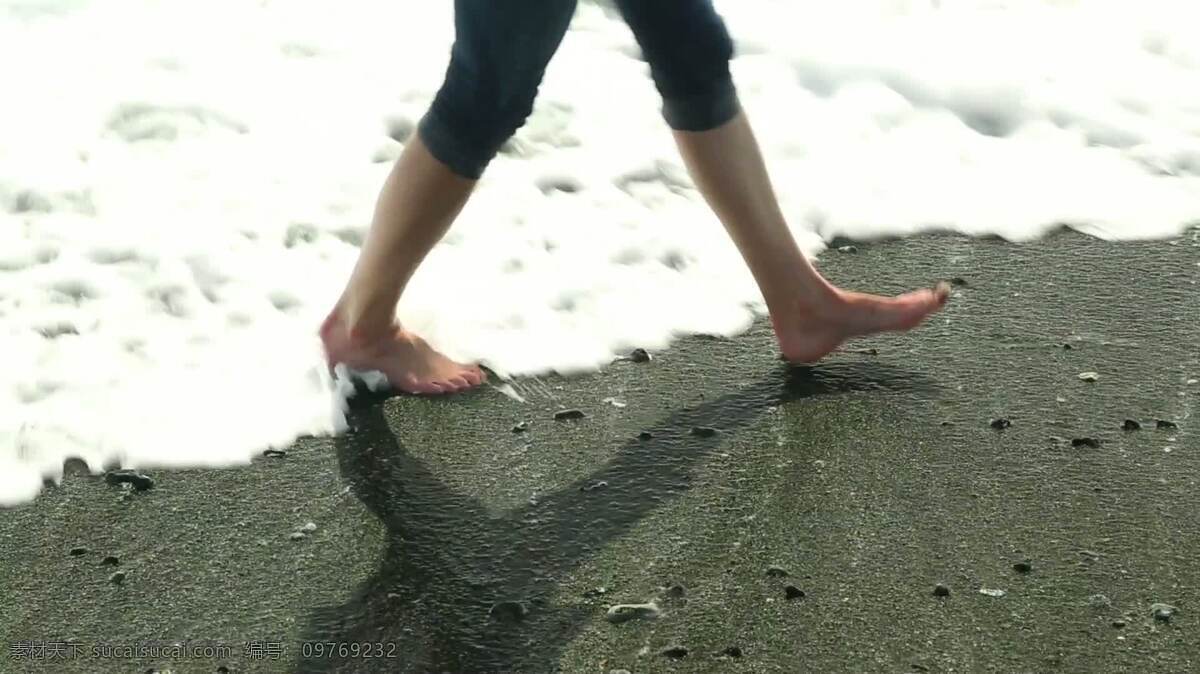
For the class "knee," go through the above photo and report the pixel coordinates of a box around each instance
[633,6,739,131]
[418,52,544,179]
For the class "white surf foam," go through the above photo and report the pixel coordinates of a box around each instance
[2,0,1198,504]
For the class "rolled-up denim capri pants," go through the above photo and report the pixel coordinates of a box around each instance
[417,0,740,179]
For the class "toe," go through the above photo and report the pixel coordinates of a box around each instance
[461,367,484,386]
[446,376,470,390]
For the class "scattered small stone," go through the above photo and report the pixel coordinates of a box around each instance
[659,645,688,659]
[109,571,126,585]
[1156,419,1178,429]
[69,546,88,557]
[949,277,969,287]
[262,449,287,458]
[638,431,653,441]
[940,421,953,426]
[103,469,155,491]
[62,457,90,476]
[1078,371,1099,382]
[665,584,685,598]
[580,480,608,492]
[1111,619,1126,628]
[836,245,858,253]
[630,348,651,363]
[784,585,806,600]
[512,421,529,433]
[488,600,528,623]
[101,555,119,566]
[582,587,608,599]
[720,646,743,658]
[299,522,317,533]
[602,397,627,408]
[766,565,790,578]
[979,588,1006,598]
[1151,603,1177,622]
[288,532,306,541]
[605,602,660,624]
[217,667,231,674]
[1060,343,1074,350]
[554,408,585,421]
[691,426,718,438]
[1013,561,1033,574]
[1071,437,1101,448]
[933,583,951,597]
[1122,419,1142,431]
[912,665,930,672]
[990,418,1011,430]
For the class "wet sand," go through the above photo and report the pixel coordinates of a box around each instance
[2,228,1197,673]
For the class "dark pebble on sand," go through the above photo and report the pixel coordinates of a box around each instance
[721,646,744,658]
[665,584,685,598]
[933,584,951,597]
[288,532,306,541]
[630,348,651,363]
[1071,437,1101,448]
[62,457,90,476]
[1156,419,1178,429]
[69,546,88,557]
[990,418,1011,429]
[1112,619,1126,629]
[1151,603,1177,622]
[766,565,790,578]
[101,555,119,566]
[554,409,585,421]
[109,571,126,585]
[949,277,969,287]
[691,426,718,438]
[488,601,528,623]
[1088,594,1112,609]
[104,469,155,491]
[582,587,607,599]
[1060,343,1074,350]
[262,449,286,458]
[1013,561,1033,574]
[1123,419,1142,431]
[512,421,529,433]
[217,667,231,674]
[660,646,689,659]
[784,585,806,600]
[638,431,653,441]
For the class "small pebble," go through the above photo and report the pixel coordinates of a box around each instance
[217,667,231,674]
[721,646,744,658]
[691,426,718,438]
[109,571,126,585]
[638,431,653,441]
[990,418,1011,430]
[1156,419,1178,429]
[1151,603,1177,622]
[630,348,651,363]
[1088,594,1112,608]
[101,555,119,566]
[1111,619,1126,628]
[103,469,155,491]
[933,583,951,597]
[605,602,660,624]
[1078,372,1099,382]
[659,646,688,659]
[299,522,317,533]
[766,565,790,578]
[582,587,607,599]
[554,408,585,421]
[784,585,806,600]
[949,277,969,287]
[979,588,1006,598]
[262,449,287,458]
[288,532,306,541]
[1061,343,1074,350]
[1013,561,1033,574]
[1071,437,1101,448]
[1122,419,1142,431]
[69,546,88,557]
[488,600,528,623]
[608,670,632,674]
[512,421,529,433]
[664,584,685,598]
[837,245,858,253]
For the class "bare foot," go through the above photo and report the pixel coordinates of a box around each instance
[771,282,951,364]
[320,312,486,395]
